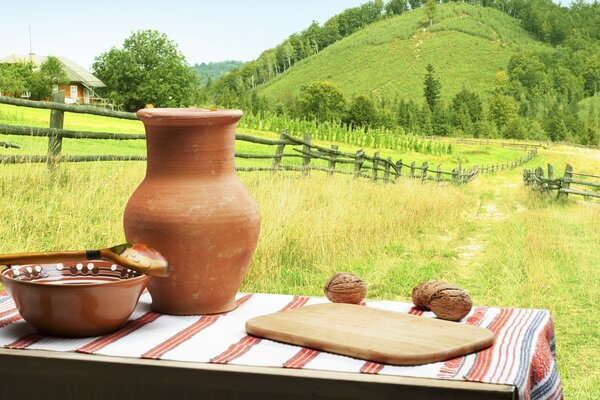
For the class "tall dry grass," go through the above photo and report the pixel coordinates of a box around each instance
[0,162,471,300]
[241,173,471,296]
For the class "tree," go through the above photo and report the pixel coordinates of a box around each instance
[451,87,483,134]
[424,0,437,27]
[489,94,518,132]
[296,81,347,123]
[30,57,69,99]
[423,64,441,111]
[408,0,423,9]
[583,54,600,96]
[345,95,377,129]
[0,62,32,97]
[93,30,199,110]
[385,0,409,16]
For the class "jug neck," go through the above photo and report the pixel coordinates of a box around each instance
[137,108,242,178]
[144,124,236,177]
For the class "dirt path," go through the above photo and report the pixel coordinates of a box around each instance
[454,180,524,274]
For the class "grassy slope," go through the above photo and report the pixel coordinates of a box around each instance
[258,3,550,102]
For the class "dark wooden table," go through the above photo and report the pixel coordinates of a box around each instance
[0,348,516,400]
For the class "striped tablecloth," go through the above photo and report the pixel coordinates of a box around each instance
[0,291,563,400]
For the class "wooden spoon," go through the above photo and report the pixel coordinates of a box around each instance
[0,243,170,277]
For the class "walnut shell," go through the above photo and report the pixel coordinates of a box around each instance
[429,285,473,321]
[324,272,367,304]
[411,280,448,311]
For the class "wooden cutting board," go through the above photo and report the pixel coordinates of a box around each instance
[246,303,495,366]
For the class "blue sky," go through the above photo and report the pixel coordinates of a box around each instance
[0,0,593,70]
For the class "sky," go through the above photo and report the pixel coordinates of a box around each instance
[0,0,594,70]
[1,0,367,69]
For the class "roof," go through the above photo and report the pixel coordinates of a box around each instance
[0,54,106,88]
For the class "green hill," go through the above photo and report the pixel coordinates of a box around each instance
[193,60,244,86]
[257,3,551,103]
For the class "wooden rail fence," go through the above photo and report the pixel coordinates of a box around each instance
[0,94,536,185]
[523,164,600,200]
[478,148,538,174]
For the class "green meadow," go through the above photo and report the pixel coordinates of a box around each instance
[0,106,599,399]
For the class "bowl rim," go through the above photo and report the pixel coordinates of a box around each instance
[0,261,149,288]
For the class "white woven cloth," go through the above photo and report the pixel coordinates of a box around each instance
[0,292,563,400]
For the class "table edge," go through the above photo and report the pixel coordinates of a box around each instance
[0,347,516,398]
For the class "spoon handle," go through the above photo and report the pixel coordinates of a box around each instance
[0,251,87,266]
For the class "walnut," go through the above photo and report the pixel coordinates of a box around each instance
[411,280,448,311]
[324,272,367,304]
[428,285,473,321]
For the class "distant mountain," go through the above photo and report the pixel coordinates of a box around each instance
[257,3,551,103]
[193,61,244,85]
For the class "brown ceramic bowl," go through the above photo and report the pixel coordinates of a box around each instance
[0,261,149,337]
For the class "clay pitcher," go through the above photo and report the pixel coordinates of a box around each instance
[124,108,260,315]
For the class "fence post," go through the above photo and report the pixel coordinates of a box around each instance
[47,91,65,168]
[302,132,311,176]
[327,144,338,176]
[421,161,428,181]
[558,164,573,199]
[452,167,460,184]
[395,160,403,180]
[354,150,365,178]
[383,157,392,183]
[547,163,554,180]
[371,151,380,181]
[534,167,544,191]
[409,161,416,178]
[436,164,442,182]
[271,129,288,172]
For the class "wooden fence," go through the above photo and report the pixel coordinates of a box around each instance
[523,164,600,200]
[0,94,535,185]
[478,148,538,174]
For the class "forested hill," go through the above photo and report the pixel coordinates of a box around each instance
[205,1,600,145]
[257,3,549,103]
[192,60,243,85]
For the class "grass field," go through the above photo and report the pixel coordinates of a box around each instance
[0,106,599,399]
[0,102,528,171]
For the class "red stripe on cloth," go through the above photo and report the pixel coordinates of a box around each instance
[529,320,556,382]
[493,309,532,382]
[284,348,320,369]
[548,383,564,400]
[142,316,219,359]
[361,361,384,374]
[78,311,161,354]
[6,333,43,349]
[408,307,424,316]
[466,306,488,326]
[0,306,18,318]
[211,296,309,365]
[141,294,254,360]
[439,306,489,377]
[0,314,22,329]
[466,308,513,382]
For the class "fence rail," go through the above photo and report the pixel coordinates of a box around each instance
[523,164,600,200]
[0,95,536,185]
